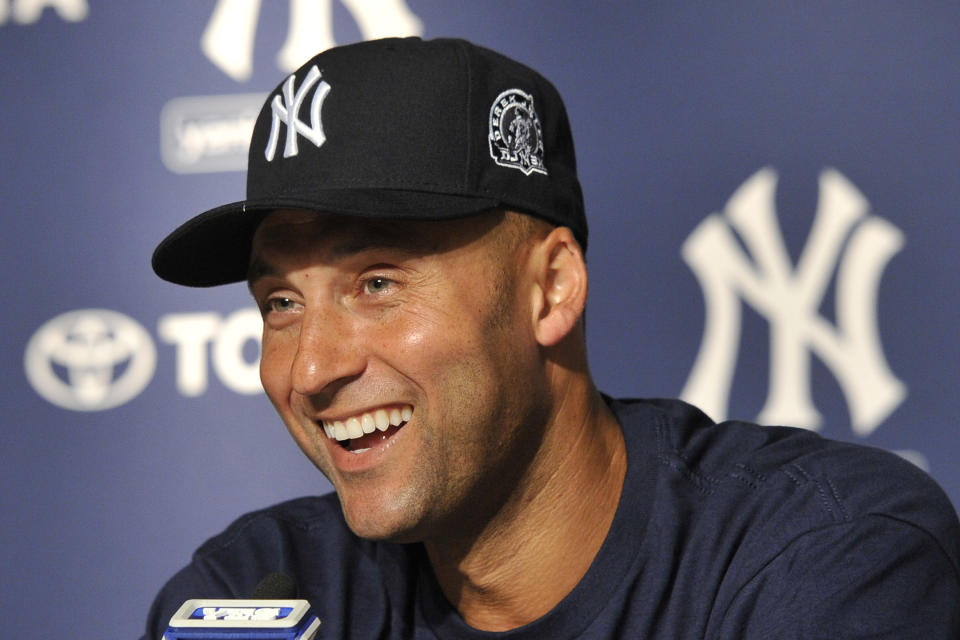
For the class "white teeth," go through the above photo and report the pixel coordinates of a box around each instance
[361,413,376,434]
[350,448,371,455]
[322,405,413,441]
[345,417,363,439]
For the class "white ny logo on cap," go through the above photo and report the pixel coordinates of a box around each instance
[265,65,331,161]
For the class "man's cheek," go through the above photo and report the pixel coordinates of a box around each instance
[260,360,294,417]
[384,310,448,357]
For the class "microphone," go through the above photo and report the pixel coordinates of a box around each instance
[162,573,320,640]
[249,572,297,599]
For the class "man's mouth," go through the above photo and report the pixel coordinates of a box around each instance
[321,405,412,454]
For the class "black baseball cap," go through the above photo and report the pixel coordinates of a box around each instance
[152,37,586,287]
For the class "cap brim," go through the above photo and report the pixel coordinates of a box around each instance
[152,189,501,287]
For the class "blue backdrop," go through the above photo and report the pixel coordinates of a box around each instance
[2,2,958,637]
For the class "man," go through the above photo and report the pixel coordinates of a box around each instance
[145,37,960,638]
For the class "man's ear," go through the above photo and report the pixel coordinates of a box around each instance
[530,226,587,347]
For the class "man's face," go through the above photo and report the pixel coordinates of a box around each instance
[249,210,550,542]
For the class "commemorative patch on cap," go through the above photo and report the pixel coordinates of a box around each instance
[488,89,547,176]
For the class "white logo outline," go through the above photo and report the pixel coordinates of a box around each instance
[488,89,547,176]
[681,167,906,435]
[264,65,331,161]
[0,0,88,25]
[24,309,157,412]
[202,0,424,82]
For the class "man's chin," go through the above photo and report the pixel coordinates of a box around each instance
[339,494,430,543]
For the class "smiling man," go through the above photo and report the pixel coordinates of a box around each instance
[145,38,960,639]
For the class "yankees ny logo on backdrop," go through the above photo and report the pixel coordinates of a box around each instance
[0,0,87,24]
[162,0,420,174]
[681,168,906,436]
[203,0,423,81]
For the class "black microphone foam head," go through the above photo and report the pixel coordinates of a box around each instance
[250,572,297,599]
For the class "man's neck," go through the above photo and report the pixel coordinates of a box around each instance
[424,385,627,632]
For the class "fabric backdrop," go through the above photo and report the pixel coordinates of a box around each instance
[2,2,957,637]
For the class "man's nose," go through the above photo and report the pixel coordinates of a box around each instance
[290,305,365,397]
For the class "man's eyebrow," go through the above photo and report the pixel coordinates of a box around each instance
[246,257,279,292]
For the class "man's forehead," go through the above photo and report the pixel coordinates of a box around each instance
[247,209,511,283]
[253,210,429,252]
[253,208,506,253]
[247,211,412,286]
[256,209,401,235]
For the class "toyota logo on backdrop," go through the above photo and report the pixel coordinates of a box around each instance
[24,309,157,411]
[25,307,264,412]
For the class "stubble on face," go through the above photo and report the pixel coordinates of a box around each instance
[347,212,556,544]
[252,209,557,544]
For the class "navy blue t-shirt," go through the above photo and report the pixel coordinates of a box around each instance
[143,398,960,638]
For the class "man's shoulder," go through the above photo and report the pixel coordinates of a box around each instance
[193,493,348,559]
[170,493,367,600]
[610,397,960,567]
[143,494,417,639]
[606,397,960,634]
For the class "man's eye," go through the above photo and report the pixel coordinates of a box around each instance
[364,277,394,294]
[266,297,297,313]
